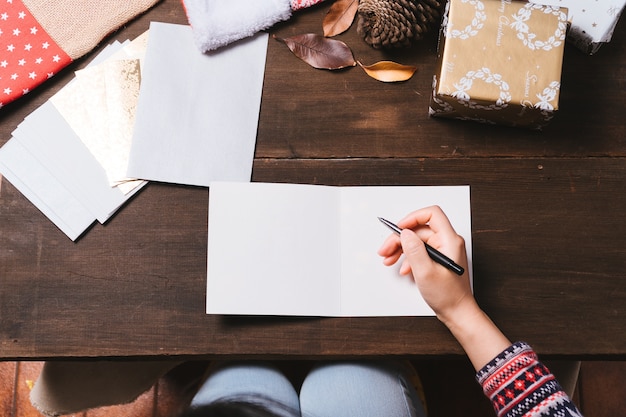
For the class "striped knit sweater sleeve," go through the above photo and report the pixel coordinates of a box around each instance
[476,342,584,417]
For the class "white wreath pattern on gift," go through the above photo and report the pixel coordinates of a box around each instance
[510,4,567,51]
[451,68,511,111]
[442,0,486,39]
[430,75,455,114]
[534,80,560,111]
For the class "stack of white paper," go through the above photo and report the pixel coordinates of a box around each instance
[0,22,270,240]
[0,40,147,240]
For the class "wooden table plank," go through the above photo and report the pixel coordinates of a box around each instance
[258,6,626,159]
[2,158,625,359]
[1,0,625,359]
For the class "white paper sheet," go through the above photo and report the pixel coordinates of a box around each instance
[14,102,143,223]
[127,22,268,187]
[207,182,473,317]
[52,34,148,194]
[0,139,94,240]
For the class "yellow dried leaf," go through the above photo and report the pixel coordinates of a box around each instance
[358,61,417,82]
[323,0,359,37]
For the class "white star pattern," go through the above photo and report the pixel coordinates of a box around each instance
[0,0,71,105]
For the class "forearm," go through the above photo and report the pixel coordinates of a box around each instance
[439,299,511,372]
[380,206,583,416]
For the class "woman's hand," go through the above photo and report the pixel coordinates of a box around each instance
[377,205,474,323]
[378,206,510,370]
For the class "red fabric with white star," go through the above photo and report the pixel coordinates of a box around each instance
[0,0,71,108]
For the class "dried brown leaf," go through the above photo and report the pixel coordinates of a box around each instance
[276,33,356,70]
[358,61,417,82]
[323,0,359,37]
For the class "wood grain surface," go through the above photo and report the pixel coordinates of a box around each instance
[1,0,624,359]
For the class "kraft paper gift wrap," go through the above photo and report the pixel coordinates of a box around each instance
[429,0,568,129]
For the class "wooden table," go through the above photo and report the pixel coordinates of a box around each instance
[1,0,625,360]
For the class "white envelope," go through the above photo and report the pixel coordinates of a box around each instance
[127,22,268,187]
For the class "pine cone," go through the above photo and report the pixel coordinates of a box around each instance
[357,0,444,49]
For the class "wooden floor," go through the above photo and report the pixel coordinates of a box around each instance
[1,360,624,416]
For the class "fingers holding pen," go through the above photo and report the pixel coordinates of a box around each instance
[377,209,436,262]
[397,205,452,236]
[399,228,432,276]
[399,206,464,252]
[377,233,402,265]
[378,216,434,256]
[378,226,434,277]
[378,206,468,278]
[378,231,423,276]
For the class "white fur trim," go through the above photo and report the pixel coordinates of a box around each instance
[183,0,292,52]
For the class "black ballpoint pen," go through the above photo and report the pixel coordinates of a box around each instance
[378,217,465,276]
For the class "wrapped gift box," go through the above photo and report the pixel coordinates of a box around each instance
[429,0,568,129]
[531,0,625,54]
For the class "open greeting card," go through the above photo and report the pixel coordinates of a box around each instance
[207,182,472,317]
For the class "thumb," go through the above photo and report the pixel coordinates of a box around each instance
[400,229,430,276]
